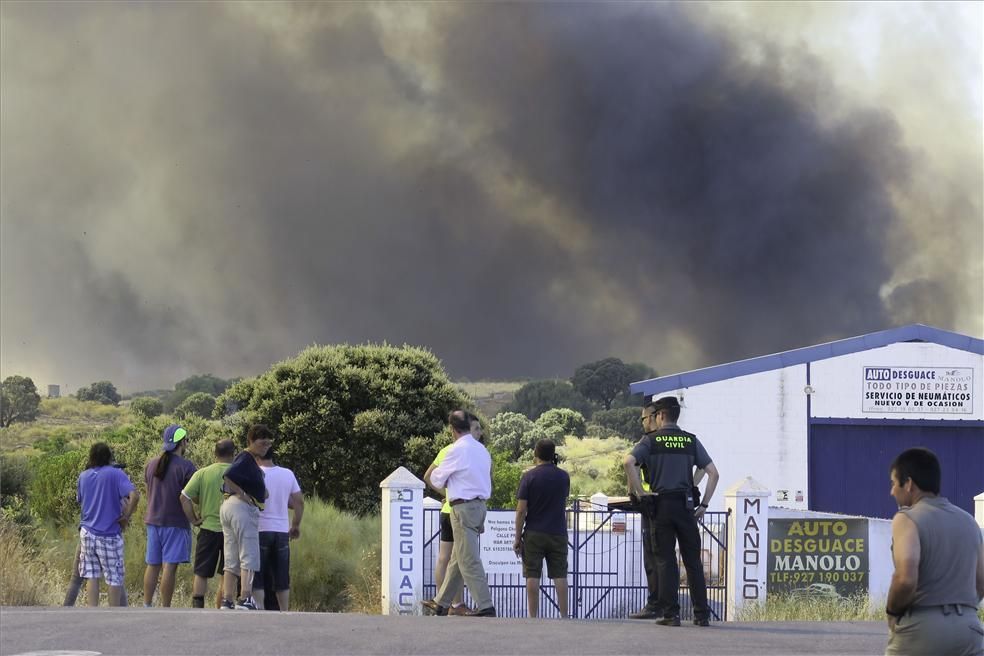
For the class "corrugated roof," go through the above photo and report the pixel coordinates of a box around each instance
[630,324,984,397]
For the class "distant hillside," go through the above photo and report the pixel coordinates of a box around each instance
[0,398,126,453]
[455,381,525,418]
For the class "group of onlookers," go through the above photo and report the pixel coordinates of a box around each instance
[69,405,984,656]
[71,423,303,610]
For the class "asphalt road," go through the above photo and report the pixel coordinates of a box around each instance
[0,607,889,656]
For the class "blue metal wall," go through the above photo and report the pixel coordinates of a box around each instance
[809,422,984,519]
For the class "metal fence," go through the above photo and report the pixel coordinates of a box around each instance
[422,502,729,621]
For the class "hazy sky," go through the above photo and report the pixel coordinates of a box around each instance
[1,2,981,394]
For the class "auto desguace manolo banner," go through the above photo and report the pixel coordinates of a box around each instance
[766,519,869,598]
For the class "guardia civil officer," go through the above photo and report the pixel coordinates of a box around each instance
[624,396,719,626]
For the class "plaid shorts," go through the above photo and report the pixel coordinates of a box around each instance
[79,527,125,587]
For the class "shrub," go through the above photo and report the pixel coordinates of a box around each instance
[489,451,523,509]
[129,397,163,419]
[215,344,470,515]
[28,449,88,526]
[76,381,121,406]
[174,392,217,420]
[535,408,587,438]
[0,454,32,499]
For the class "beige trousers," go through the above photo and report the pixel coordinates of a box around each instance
[434,499,493,610]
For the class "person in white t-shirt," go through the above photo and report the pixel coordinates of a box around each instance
[251,447,304,611]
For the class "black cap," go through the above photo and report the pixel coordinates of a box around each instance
[649,396,680,412]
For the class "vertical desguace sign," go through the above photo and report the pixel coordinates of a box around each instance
[767,518,869,599]
[380,467,424,615]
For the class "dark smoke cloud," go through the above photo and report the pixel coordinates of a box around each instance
[1,2,980,392]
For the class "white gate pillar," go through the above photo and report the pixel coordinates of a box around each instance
[380,467,425,615]
[725,477,770,620]
[975,491,984,529]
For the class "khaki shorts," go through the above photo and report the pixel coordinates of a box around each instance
[220,496,260,573]
[522,530,568,579]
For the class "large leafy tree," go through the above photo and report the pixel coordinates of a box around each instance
[503,380,593,420]
[571,358,632,411]
[216,344,470,515]
[0,375,42,427]
[76,380,121,406]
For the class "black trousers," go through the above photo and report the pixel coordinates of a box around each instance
[652,495,709,620]
[639,502,660,610]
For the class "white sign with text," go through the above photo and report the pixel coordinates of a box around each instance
[481,511,523,576]
[862,366,973,414]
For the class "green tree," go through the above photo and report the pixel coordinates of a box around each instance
[591,407,643,441]
[76,380,121,406]
[165,374,233,412]
[612,362,659,408]
[503,380,593,420]
[571,358,632,411]
[489,451,524,509]
[175,392,217,419]
[488,412,534,460]
[129,396,164,419]
[536,408,587,438]
[0,375,42,427]
[215,344,470,515]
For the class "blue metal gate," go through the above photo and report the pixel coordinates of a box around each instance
[422,503,729,621]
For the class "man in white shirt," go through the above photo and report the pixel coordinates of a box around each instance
[421,410,496,617]
[251,447,304,611]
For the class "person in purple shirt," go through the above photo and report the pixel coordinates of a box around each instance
[77,442,140,606]
[142,424,197,607]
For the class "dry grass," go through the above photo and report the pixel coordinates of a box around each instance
[0,517,64,606]
[735,593,883,621]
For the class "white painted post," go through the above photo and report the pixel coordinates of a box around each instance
[725,477,770,621]
[380,467,425,615]
[975,491,984,529]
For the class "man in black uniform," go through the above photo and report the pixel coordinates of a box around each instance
[624,396,719,626]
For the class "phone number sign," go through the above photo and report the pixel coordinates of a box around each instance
[767,519,869,599]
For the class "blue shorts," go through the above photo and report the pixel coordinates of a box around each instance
[145,525,192,565]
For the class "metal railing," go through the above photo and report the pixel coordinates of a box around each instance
[422,502,729,620]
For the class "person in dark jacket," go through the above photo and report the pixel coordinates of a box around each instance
[219,424,271,610]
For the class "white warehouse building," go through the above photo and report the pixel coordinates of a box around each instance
[629,324,984,519]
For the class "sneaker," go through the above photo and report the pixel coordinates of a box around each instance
[220,599,235,610]
[693,617,710,627]
[420,599,448,616]
[448,604,472,616]
[235,596,258,610]
[628,607,659,620]
[655,615,681,626]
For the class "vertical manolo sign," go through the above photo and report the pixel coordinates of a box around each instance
[767,519,869,598]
